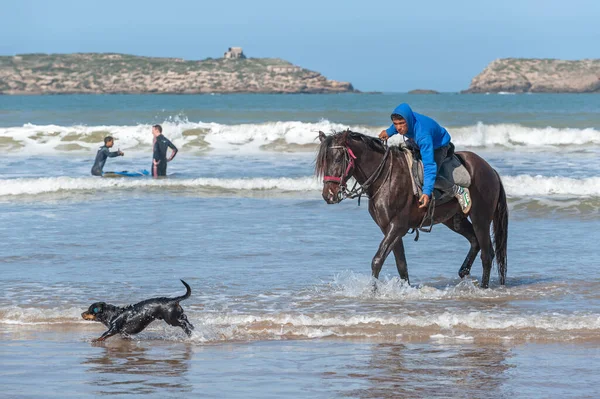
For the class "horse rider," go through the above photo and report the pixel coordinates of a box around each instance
[378,103,471,213]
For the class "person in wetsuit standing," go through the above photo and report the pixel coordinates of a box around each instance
[91,136,124,176]
[151,125,178,177]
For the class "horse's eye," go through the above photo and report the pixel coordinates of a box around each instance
[334,158,342,164]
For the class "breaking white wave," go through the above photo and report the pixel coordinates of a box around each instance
[0,174,599,199]
[451,122,600,149]
[194,311,600,333]
[0,120,356,155]
[502,175,600,197]
[2,272,599,342]
[2,120,600,155]
[0,306,86,325]
[0,176,322,197]
[2,305,599,342]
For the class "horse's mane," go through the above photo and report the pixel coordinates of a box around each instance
[314,130,398,178]
[348,131,387,154]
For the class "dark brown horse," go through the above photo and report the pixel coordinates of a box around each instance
[315,130,508,288]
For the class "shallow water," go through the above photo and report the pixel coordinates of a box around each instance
[1,94,600,397]
[3,335,600,399]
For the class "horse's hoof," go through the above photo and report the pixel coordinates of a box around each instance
[458,270,470,279]
[370,280,378,295]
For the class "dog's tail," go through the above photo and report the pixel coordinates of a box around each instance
[173,280,192,302]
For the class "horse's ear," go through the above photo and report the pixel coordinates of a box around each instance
[318,131,326,142]
[342,130,351,142]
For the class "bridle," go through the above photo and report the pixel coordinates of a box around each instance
[323,139,390,203]
[323,145,356,185]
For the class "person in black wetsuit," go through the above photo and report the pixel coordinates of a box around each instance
[91,136,124,176]
[151,124,178,177]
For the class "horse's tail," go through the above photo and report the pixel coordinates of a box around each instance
[493,172,508,285]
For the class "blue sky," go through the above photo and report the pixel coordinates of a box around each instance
[3,0,598,92]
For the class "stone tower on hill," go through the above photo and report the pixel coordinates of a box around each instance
[224,47,246,59]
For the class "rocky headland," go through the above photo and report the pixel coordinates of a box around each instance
[464,58,600,93]
[0,51,356,94]
[408,89,439,94]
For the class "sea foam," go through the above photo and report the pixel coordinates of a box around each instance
[0,175,598,199]
[2,120,600,155]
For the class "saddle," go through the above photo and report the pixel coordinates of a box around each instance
[401,142,471,206]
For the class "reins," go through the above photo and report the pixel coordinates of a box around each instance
[321,134,436,239]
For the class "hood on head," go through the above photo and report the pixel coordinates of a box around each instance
[391,103,416,135]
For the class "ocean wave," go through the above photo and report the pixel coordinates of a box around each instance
[2,305,599,342]
[3,274,599,342]
[193,311,600,335]
[0,120,352,155]
[2,120,600,155]
[0,175,599,199]
[450,122,600,149]
[0,176,322,197]
[502,175,600,197]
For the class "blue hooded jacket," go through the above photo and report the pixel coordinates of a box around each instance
[385,103,451,196]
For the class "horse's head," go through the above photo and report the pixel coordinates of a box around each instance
[315,130,356,204]
[315,130,389,204]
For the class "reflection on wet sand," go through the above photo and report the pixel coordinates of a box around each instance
[330,342,512,399]
[82,340,193,395]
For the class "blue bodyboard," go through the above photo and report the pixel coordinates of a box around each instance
[103,170,150,178]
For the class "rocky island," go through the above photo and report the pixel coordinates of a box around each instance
[0,48,356,94]
[464,58,600,93]
[408,89,439,94]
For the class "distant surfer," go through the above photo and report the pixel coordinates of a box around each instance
[151,125,178,177]
[91,136,124,176]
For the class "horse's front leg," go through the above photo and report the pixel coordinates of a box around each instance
[392,238,409,284]
[371,226,406,279]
